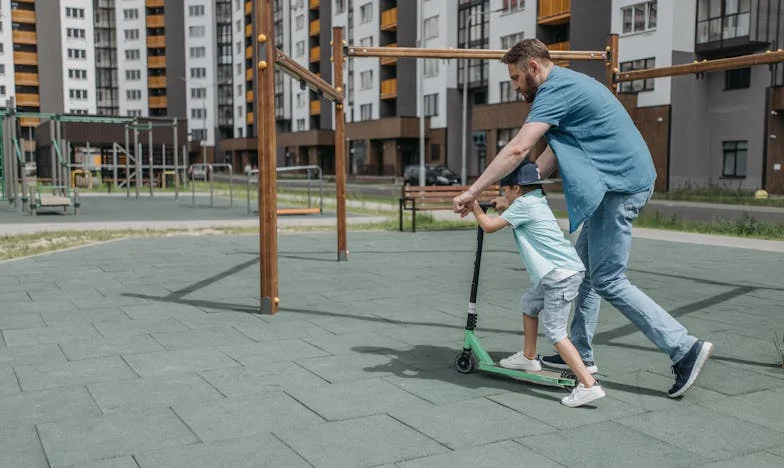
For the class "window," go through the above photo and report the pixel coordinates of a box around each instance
[619,58,655,93]
[127,109,142,117]
[296,41,305,56]
[0,43,4,54]
[67,28,86,39]
[697,0,751,44]
[296,118,306,130]
[125,49,140,60]
[423,59,439,77]
[722,141,747,177]
[68,89,88,100]
[360,103,372,120]
[190,47,206,58]
[621,1,657,34]
[500,32,525,50]
[190,67,207,78]
[123,8,139,20]
[191,88,206,99]
[296,15,304,30]
[335,0,346,14]
[68,69,87,79]
[192,108,207,119]
[67,49,87,59]
[236,19,242,32]
[237,105,243,116]
[66,7,86,19]
[497,128,517,147]
[297,93,305,108]
[0,85,6,96]
[424,93,438,117]
[126,89,142,100]
[725,67,751,90]
[124,29,139,41]
[502,0,525,13]
[360,3,372,23]
[189,26,206,37]
[499,82,522,102]
[237,84,243,96]
[424,16,439,39]
[360,70,373,89]
[360,36,373,47]
[188,5,205,16]
[125,69,141,80]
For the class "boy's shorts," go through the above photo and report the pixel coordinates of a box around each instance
[520,270,584,345]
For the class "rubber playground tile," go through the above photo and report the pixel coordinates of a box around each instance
[298,312,409,336]
[649,359,781,397]
[218,338,329,367]
[150,326,254,351]
[135,434,311,468]
[0,425,49,468]
[286,377,433,421]
[36,408,199,467]
[61,456,139,468]
[0,343,67,368]
[39,307,128,326]
[172,391,324,443]
[0,312,45,330]
[698,451,784,468]
[273,414,449,468]
[519,420,704,468]
[0,367,19,394]
[614,405,782,461]
[2,323,102,346]
[198,360,329,398]
[92,317,189,338]
[15,356,137,391]
[0,387,101,426]
[59,334,166,361]
[394,440,563,468]
[302,331,409,356]
[231,316,333,342]
[87,373,225,414]
[295,351,428,384]
[121,347,240,377]
[594,370,724,412]
[698,389,784,433]
[119,302,207,321]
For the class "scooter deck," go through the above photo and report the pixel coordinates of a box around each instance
[477,362,575,387]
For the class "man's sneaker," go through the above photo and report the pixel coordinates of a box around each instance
[540,354,598,374]
[561,383,606,407]
[500,351,542,371]
[668,340,713,398]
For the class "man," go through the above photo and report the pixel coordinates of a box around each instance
[452,39,713,397]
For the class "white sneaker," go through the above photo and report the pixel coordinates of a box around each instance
[499,351,542,371]
[561,383,606,408]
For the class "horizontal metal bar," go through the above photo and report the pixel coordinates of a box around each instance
[274,48,344,102]
[346,46,608,61]
[616,49,784,82]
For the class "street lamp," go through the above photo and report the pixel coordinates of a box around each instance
[461,7,503,185]
[177,76,213,174]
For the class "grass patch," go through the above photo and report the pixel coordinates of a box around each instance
[653,180,784,207]
[635,211,784,241]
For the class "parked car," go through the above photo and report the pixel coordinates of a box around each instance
[403,165,460,186]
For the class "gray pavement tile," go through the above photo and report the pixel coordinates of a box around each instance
[0,386,101,426]
[93,317,189,338]
[697,389,784,433]
[274,413,449,468]
[122,348,240,377]
[61,456,139,468]
[166,309,268,330]
[119,302,205,321]
[596,370,725,412]
[394,440,563,468]
[382,368,533,405]
[768,445,784,458]
[519,420,704,468]
[232,316,334,342]
[136,434,311,468]
[378,324,468,347]
[172,391,324,443]
[0,366,20,394]
[59,334,166,361]
[649,359,781,397]
[301,313,408,335]
[697,451,784,467]
[36,408,199,467]
[150,326,254,350]
[287,377,433,421]
[39,307,128,326]
[2,323,102,346]
[198,361,328,398]
[0,343,67,368]
[614,405,782,461]
[303,331,409,356]
[296,352,426,384]
[219,338,329,366]
[390,398,558,450]
[0,425,49,468]
[0,312,45,330]
[87,374,226,413]
[15,356,138,391]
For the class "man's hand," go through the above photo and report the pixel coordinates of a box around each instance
[452,190,475,218]
[491,196,509,213]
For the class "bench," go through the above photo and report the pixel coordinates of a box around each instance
[29,186,80,216]
[399,185,501,232]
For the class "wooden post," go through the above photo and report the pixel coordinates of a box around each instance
[257,0,279,314]
[333,27,348,261]
[606,33,619,95]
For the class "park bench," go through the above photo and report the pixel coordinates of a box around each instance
[399,185,501,232]
[29,185,80,216]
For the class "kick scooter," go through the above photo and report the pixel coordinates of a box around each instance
[454,203,577,391]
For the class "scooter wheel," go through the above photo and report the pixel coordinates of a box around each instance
[455,352,477,374]
[560,370,577,392]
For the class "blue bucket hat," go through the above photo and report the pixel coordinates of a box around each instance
[500,160,552,187]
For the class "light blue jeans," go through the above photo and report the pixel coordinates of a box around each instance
[570,187,697,364]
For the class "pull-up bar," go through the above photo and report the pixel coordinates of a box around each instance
[346,46,608,61]
[275,49,344,102]
[616,49,784,82]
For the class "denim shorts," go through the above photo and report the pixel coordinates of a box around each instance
[520,270,584,345]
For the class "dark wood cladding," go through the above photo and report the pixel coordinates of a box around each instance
[34,119,187,149]
[473,101,532,130]
[346,117,429,140]
[276,129,335,147]
[619,94,670,192]
[772,86,784,111]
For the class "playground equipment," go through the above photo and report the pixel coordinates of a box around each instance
[246,165,324,216]
[189,163,235,208]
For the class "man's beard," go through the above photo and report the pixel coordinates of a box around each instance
[520,73,538,103]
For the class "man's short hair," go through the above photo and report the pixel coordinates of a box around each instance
[501,38,552,68]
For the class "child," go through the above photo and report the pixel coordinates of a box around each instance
[471,160,605,407]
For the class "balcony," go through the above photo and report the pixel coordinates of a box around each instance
[380,43,397,66]
[310,0,320,9]
[147,35,165,48]
[310,19,320,37]
[19,117,40,128]
[245,23,252,38]
[148,76,166,88]
[16,93,40,107]
[148,55,166,68]
[246,46,253,59]
[11,9,36,24]
[538,0,570,26]
[13,51,38,66]
[12,30,36,45]
[246,68,254,82]
[149,96,167,108]
[146,14,164,28]
[548,41,570,66]
[146,0,165,7]
[247,90,254,103]
[310,46,320,62]
[381,79,397,100]
[245,1,252,15]
[15,72,39,86]
[246,111,254,125]
[381,7,398,31]
[310,100,321,115]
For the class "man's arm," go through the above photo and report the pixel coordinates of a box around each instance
[535,145,558,178]
[472,201,510,233]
